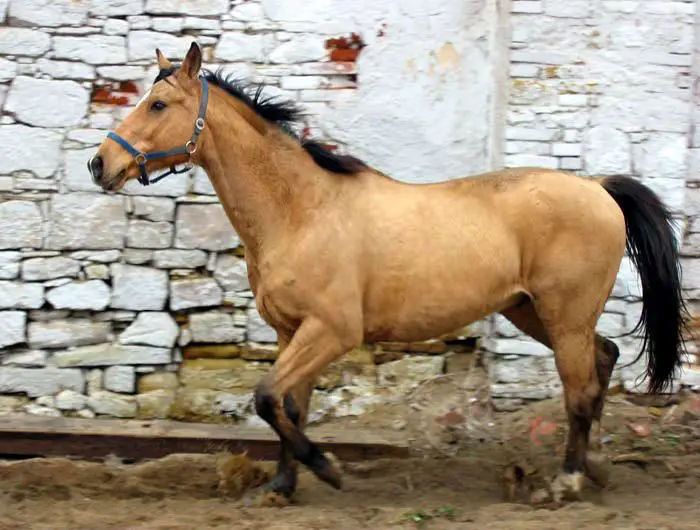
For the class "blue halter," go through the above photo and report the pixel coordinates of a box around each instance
[106,76,210,186]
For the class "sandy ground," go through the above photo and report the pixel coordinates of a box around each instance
[0,390,699,530]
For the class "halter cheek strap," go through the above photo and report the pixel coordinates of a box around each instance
[106,75,209,186]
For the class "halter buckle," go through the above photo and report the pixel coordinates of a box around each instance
[185,140,198,155]
[195,118,205,131]
[134,153,147,166]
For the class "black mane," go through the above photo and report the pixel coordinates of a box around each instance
[154,66,366,175]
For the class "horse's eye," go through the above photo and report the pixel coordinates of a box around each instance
[151,100,167,111]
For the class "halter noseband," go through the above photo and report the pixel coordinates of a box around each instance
[106,75,209,186]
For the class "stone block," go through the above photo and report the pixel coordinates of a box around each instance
[0,311,25,348]
[183,344,241,359]
[137,371,179,393]
[175,203,240,251]
[1,349,46,367]
[90,0,144,16]
[119,312,179,348]
[0,125,62,178]
[9,0,89,26]
[583,126,631,175]
[5,77,88,128]
[504,154,558,169]
[36,59,95,80]
[47,194,127,250]
[110,264,168,311]
[170,278,223,311]
[126,220,173,249]
[104,365,136,393]
[0,367,84,397]
[128,30,191,61]
[0,281,44,309]
[189,311,243,343]
[46,280,110,311]
[246,306,277,343]
[216,33,272,62]
[488,356,557,384]
[0,28,50,57]
[54,343,171,367]
[213,254,249,292]
[88,390,137,417]
[505,127,558,141]
[53,36,126,65]
[634,134,687,179]
[137,389,176,419]
[0,201,42,250]
[22,257,80,281]
[145,0,228,15]
[132,197,175,222]
[55,389,88,411]
[268,36,326,63]
[179,358,269,391]
[0,252,19,280]
[152,249,207,269]
[28,319,111,349]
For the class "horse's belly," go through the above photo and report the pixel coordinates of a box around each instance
[362,262,521,343]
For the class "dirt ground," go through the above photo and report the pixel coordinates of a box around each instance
[0,390,699,530]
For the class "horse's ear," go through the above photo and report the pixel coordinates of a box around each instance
[156,48,172,71]
[181,41,202,79]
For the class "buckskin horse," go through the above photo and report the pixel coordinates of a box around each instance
[88,42,688,504]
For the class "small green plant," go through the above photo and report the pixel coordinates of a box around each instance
[395,505,456,527]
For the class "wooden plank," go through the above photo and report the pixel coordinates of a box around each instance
[0,415,409,462]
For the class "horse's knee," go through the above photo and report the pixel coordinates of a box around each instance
[602,337,620,364]
[283,393,301,426]
[254,379,277,425]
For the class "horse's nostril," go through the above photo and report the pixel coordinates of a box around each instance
[89,155,104,181]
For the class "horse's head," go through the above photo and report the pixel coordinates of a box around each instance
[88,42,206,191]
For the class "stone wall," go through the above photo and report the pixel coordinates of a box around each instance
[485,0,700,409]
[0,0,497,422]
[0,0,698,423]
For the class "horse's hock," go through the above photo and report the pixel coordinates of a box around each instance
[0,0,699,428]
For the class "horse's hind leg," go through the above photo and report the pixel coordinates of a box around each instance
[501,300,614,497]
[590,335,619,451]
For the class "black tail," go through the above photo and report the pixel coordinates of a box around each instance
[601,175,689,393]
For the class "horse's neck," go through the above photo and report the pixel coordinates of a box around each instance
[198,98,333,258]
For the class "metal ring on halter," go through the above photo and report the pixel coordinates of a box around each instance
[195,118,205,131]
[185,141,197,155]
[135,153,147,165]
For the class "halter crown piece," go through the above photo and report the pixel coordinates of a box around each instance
[106,75,210,186]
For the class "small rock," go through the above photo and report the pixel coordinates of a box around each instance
[170,278,223,311]
[137,389,176,419]
[137,371,179,393]
[55,389,88,411]
[0,310,26,348]
[36,395,56,408]
[1,349,46,367]
[119,312,179,348]
[24,403,61,417]
[88,390,137,418]
[189,311,242,343]
[104,365,136,393]
[46,280,110,311]
[110,264,168,311]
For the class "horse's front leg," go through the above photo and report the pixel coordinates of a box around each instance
[254,379,316,499]
[254,316,358,493]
